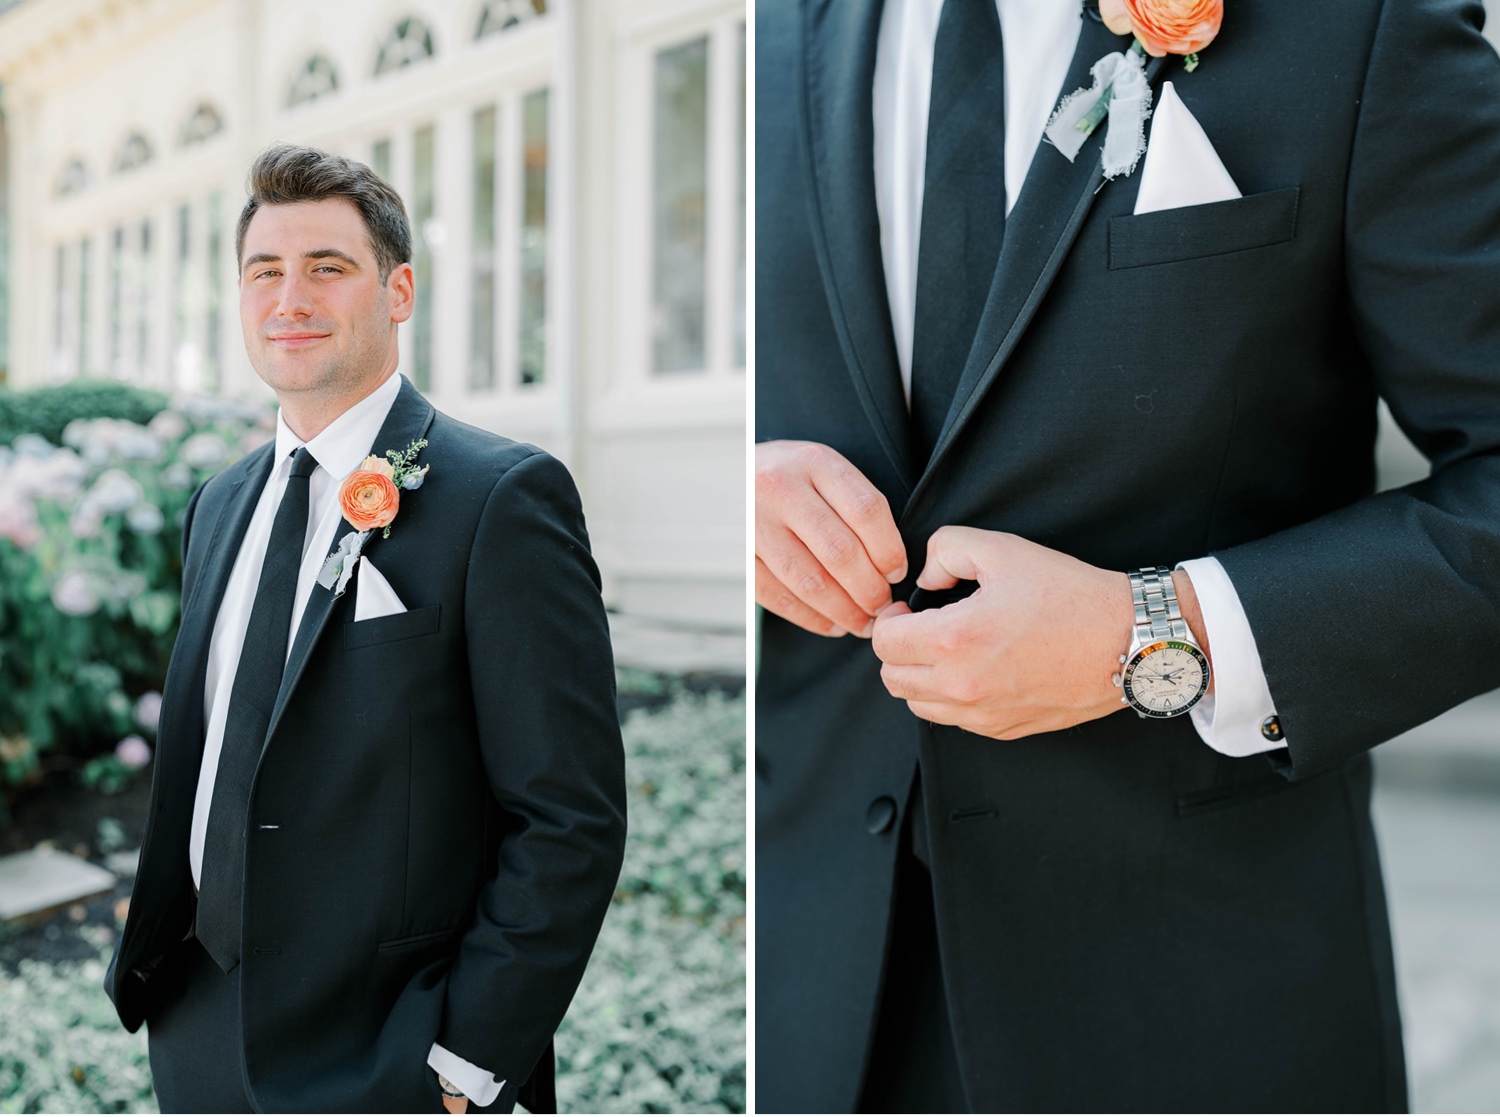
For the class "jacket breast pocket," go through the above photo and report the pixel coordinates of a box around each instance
[344,604,442,649]
[1108,186,1300,270]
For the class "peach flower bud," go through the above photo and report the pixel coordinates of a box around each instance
[340,470,401,532]
[1124,0,1223,58]
[1100,0,1134,36]
[360,454,396,479]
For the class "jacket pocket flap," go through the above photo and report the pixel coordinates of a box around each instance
[1109,186,1300,270]
[344,604,442,649]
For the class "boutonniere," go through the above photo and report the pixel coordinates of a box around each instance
[1045,0,1223,179]
[316,438,429,596]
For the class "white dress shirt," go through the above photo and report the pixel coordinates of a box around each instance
[873,0,1283,758]
[187,371,503,1106]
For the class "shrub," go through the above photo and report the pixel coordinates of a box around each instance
[0,382,169,449]
[0,396,272,801]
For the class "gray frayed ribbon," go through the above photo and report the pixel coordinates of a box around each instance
[316,529,372,597]
[1044,49,1152,180]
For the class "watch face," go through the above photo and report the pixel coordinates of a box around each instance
[1123,640,1210,718]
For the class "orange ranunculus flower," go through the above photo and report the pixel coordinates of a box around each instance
[1113,0,1223,57]
[339,469,401,532]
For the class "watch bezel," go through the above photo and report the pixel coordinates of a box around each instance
[1122,639,1210,718]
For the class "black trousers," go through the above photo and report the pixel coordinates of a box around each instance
[856,775,970,1114]
[146,935,254,1113]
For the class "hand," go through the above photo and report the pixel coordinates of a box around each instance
[871,527,1208,739]
[441,1093,469,1114]
[755,441,907,638]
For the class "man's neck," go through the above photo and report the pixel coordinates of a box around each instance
[277,371,397,442]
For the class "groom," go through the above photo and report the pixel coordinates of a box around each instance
[105,145,626,1113]
[757,0,1500,1111]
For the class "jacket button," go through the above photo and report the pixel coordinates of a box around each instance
[866,796,897,835]
[1261,714,1285,742]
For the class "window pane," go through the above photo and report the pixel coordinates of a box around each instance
[110,226,125,375]
[137,218,152,375]
[78,237,90,376]
[53,243,67,369]
[735,23,746,370]
[206,192,222,391]
[173,203,192,389]
[412,122,436,392]
[519,89,548,387]
[652,38,709,374]
[372,138,392,181]
[470,106,498,392]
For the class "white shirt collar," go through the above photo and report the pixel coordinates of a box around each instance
[271,372,404,480]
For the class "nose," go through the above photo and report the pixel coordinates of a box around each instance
[274,271,314,320]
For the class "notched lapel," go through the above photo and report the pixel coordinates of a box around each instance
[262,378,436,753]
[911,16,1169,510]
[802,0,915,495]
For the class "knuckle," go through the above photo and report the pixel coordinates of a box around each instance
[795,441,836,474]
[754,460,794,504]
[817,529,856,569]
[843,487,888,527]
[795,568,830,599]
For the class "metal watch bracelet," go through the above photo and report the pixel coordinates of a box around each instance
[1129,566,1190,644]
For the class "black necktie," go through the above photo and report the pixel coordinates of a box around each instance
[197,446,317,972]
[910,0,1006,464]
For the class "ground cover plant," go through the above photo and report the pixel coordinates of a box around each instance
[0,683,746,1113]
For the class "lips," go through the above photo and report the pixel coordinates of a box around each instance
[267,332,331,348]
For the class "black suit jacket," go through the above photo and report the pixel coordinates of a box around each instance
[757,0,1500,1111]
[105,376,626,1112]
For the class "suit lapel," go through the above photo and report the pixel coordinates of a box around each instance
[801,0,916,497]
[157,446,275,771]
[262,377,436,751]
[909,15,1169,511]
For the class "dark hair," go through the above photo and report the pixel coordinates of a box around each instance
[236,144,411,280]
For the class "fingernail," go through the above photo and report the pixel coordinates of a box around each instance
[888,566,907,584]
[827,626,848,638]
[858,619,875,638]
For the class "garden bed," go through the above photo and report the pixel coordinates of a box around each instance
[0,679,745,1113]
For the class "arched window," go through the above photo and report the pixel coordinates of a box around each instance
[287,54,340,107]
[374,17,435,75]
[179,102,225,147]
[113,132,154,174]
[55,158,90,198]
[475,0,546,39]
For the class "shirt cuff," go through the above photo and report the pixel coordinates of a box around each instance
[1176,556,1287,758]
[428,1043,505,1107]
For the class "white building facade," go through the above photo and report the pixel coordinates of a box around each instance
[0,0,745,627]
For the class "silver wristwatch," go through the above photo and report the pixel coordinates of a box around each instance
[1112,566,1210,718]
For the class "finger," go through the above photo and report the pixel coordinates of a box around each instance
[870,602,946,666]
[778,494,899,617]
[904,699,963,726]
[916,525,993,590]
[878,662,942,702]
[755,557,850,637]
[755,530,875,636]
[805,449,908,584]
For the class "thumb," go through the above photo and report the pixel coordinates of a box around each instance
[915,526,992,589]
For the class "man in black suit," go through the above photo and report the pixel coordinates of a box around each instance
[756,0,1500,1111]
[105,145,626,1113]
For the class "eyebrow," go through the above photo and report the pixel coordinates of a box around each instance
[242,248,363,272]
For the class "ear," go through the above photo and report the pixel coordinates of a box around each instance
[386,262,415,324]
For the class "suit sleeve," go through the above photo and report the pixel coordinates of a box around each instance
[436,449,627,1086]
[1213,0,1500,779]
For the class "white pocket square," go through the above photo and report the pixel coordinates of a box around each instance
[353,556,407,622]
[1134,81,1241,215]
